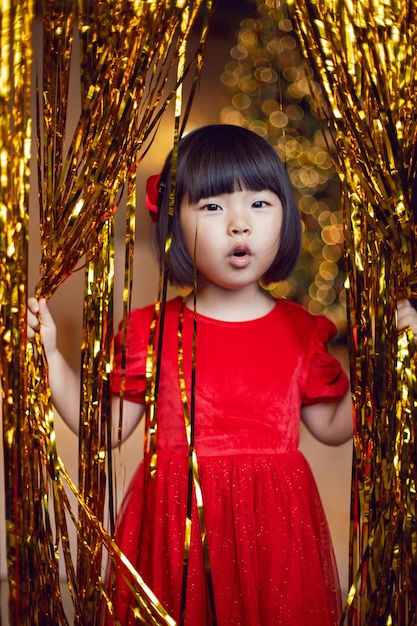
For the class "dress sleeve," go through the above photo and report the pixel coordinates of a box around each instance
[111,308,150,404]
[302,315,349,406]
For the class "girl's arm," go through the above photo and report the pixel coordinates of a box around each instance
[27,298,145,443]
[301,391,353,446]
[301,298,417,446]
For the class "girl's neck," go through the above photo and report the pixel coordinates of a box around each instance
[184,282,275,322]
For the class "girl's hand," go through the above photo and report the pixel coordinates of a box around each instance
[397,298,417,340]
[27,297,145,441]
[27,297,57,360]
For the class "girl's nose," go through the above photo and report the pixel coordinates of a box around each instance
[228,214,251,235]
[231,224,250,235]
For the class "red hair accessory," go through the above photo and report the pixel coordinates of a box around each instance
[145,173,162,222]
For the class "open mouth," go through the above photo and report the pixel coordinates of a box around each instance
[231,243,250,256]
[229,244,251,267]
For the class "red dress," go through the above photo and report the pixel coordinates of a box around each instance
[109,297,349,626]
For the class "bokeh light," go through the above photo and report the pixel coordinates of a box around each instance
[220,0,346,332]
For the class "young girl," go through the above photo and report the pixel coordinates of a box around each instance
[27,124,417,626]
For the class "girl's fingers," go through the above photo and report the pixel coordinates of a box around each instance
[27,300,41,339]
[27,310,40,336]
[26,298,57,358]
[37,299,56,333]
[397,299,417,338]
[27,296,40,314]
[27,298,54,340]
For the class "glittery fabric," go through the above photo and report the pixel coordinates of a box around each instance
[109,297,349,625]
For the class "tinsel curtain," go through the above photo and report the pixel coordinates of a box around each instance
[4,0,416,624]
[0,1,214,624]
[287,0,417,623]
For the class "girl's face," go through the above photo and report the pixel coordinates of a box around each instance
[179,188,283,291]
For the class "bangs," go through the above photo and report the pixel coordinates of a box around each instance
[176,126,284,204]
[156,124,301,287]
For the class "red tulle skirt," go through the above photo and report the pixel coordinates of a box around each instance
[106,451,341,626]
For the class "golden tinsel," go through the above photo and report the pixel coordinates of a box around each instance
[287,0,417,622]
[0,1,215,623]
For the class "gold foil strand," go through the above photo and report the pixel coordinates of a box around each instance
[36,0,212,300]
[26,342,82,623]
[144,0,212,477]
[29,1,215,623]
[56,458,176,626]
[177,304,194,623]
[177,301,217,626]
[144,0,191,475]
[39,0,75,239]
[0,0,33,622]
[116,167,137,451]
[140,8,220,621]
[179,0,216,136]
[76,217,115,624]
[144,299,162,479]
[287,0,417,622]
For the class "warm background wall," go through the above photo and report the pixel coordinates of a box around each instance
[0,0,352,616]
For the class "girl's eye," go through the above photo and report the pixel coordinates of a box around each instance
[252,200,268,208]
[202,203,222,212]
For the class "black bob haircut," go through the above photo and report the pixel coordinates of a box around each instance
[155,124,301,287]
